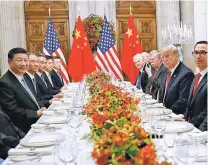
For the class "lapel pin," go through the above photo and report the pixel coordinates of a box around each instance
[174,75,176,78]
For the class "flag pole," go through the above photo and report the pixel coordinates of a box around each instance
[48,7,51,18]
[78,7,80,16]
[130,4,132,15]
[104,7,106,16]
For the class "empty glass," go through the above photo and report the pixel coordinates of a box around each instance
[185,136,198,165]
[57,143,78,165]
[150,109,167,151]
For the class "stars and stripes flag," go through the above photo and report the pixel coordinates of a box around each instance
[43,18,69,84]
[95,16,123,80]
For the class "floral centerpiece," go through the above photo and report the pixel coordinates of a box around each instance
[84,71,171,165]
[72,14,116,52]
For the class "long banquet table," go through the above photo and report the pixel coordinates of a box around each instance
[2,82,207,165]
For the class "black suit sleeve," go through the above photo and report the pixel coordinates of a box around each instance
[170,72,194,114]
[145,76,154,94]
[0,133,19,159]
[190,104,207,129]
[198,116,207,132]
[0,82,38,125]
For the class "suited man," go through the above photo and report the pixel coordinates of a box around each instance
[50,56,64,89]
[38,55,60,95]
[0,106,25,159]
[184,41,207,131]
[145,50,166,99]
[0,132,21,159]
[0,106,25,138]
[0,48,44,133]
[24,54,51,108]
[133,53,149,92]
[159,45,194,114]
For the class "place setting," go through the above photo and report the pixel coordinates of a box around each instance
[20,132,66,147]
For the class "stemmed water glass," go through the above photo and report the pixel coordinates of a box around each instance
[68,115,82,137]
[57,142,78,165]
[185,136,198,165]
[150,109,167,151]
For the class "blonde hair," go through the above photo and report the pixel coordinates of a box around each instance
[160,45,179,57]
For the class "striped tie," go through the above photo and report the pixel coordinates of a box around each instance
[21,78,40,109]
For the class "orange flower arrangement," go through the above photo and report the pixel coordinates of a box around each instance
[84,71,171,165]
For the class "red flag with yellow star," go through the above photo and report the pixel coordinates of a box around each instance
[68,16,96,82]
[120,15,143,84]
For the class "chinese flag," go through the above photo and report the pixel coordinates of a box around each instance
[120,15,143,84]
[68,16,96,82]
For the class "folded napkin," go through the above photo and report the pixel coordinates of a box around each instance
[168,114,184,121]
[31,123,64,129]
[175,131,208,144]
[38,116,67,124]
[150,103,164,108]
[8,148,52,156]
[42,111,67,116]
[28,135,57,144]
[146,99,158,104]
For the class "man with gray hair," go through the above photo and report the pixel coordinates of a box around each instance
[145,50,165,99]
[133,53,148,92]
[159,45,194,114]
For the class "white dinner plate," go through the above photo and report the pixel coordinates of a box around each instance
[145,108,172,115]
[165,121,194,133]
[38,116,67,124]
[49,105,70,111]
[10,155,41,162]
[20,132,65,147]
[12,163,52,165]
[145,99,158,104]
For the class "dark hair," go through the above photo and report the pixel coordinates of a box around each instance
[36,54,46,58]
[53,56,60,60]
[8,47,28,60]
[45,55,53,60]
[194,41,207,49]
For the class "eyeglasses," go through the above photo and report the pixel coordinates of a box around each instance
[192,51,208,56]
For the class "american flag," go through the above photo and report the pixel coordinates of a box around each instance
[95,16,123,80]
[43,18,69,84]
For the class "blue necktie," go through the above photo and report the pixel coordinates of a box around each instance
[32,78,37,94]
[57,71,63,84]
[21,78,40,109]
[136,73,142,89]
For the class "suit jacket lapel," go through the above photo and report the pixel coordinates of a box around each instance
[191,74,207,105]
[35,74,47,88]
[8,71,37,105]
[187,77,195,107]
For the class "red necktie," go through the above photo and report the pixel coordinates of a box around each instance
[163,71,171,103]
[192,73,201,96]
[149,70,158,93]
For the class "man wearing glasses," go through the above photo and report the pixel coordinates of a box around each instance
[184,41,207,131]
[145,50,165,100]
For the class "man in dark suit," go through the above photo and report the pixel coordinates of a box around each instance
[145,50,166,99]
[50,56,64,89]
[24,54,51,108]
[0,106,25,138]
[0,132,20,159]
[0,106,25,159]
[0,48,44,133]
[38,55,60,95]
[159,45,194,114]
[184,41,207,131]
[133,53,149,92]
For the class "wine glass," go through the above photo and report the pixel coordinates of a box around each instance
[185,136,198,165]
[150,109,167,151]
[68,115,82,137]
[57,142,78,165]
